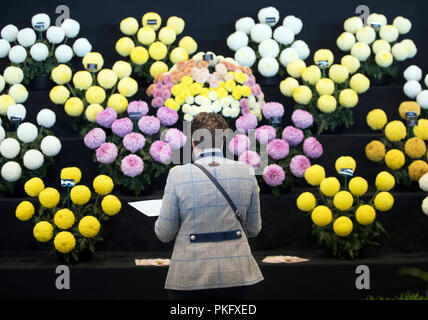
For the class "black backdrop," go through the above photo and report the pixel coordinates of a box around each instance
[0,0,427,74]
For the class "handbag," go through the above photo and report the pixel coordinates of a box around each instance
[193,163,248,237]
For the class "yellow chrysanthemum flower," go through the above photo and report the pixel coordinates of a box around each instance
[317,94,337,113]
[375,171,395,191]
[167,16,185,34]
[339,89,358,108]
[82,52,104,72]
[137,26,156,45]
[78,216,101,238]
[350,73,370,94]
[335,156,356,174]
[320,177,341,197]
[64,97,84,117]
[24,177,45,197]
[93,175,114,196]
[414,119,428,140]
[118,77,138,97]
[107,93,128,114]
[280,77,299,97]
[329,64,349,84]
[333,191,354,211]
[70,185,91,205]
[49,85,70,104]
[311,205,332,227]
[38,187,60,209]
[72,71,93,90]
[313,49,334,67]
[286,59,306,78]
[33,221,54,242]
[341,55,360,74]
[315,78,335,96]
[51,64,72,85]
[385,149,405,170]
[97,69,118,89]
[169,47,188,64]
[54,231,76,253]
[85,86,106,105]
[0,94,15,115]
[115,37,135,57]
[296,192,316,212]
[384,120,407,142]
[60,167,82,184]
[301,65,321,85]
[366,109,387,130]
[15,201,35,221]
[130,46,149,65]
[304,164,326,186]
[405,137,427,159]
[374,192,394,211]
[54,208,75,229]
[398,101,420,120]
[85,104,104,122]
[355,205,376,225]
[333,216,353,237]
[158,26,176,45]
[101,195,122,216]
[178,36,197,55]
[408,160,428,181]
[148,41,167,61]
[112,60,132,79]
[348,176,368,196]
[149,61,168,78]
[120,17,139,36]
[293,85,312,105]
[142,12,162,31]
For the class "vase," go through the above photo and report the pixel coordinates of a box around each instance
[29,74,52,91]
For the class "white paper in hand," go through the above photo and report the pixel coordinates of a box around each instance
[128,199,163,217]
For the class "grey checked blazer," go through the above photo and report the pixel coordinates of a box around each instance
[155,151,263,291]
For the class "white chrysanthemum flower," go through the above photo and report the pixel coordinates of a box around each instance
[1,161,21,182]
[283,15,303,35]
[227,31,248,51]
[356,26,376,44]
[23,149,44,170]
[351,42,371,61]
[72,38,92,57]
[419,173,428,192]
[0,75,5,92]
[425,74,428,88]
[416,90,428,109]
[183,113,193,122]
[30,43,49,62]
[230,107,240,118]
[17,28,36,47]
[291,40,310,60]
[222,107,232,118]
[423,197,428,216]
[3,66,24,85]
[31,13,50,31]
[8,84,28,103]
[17,122,38,143]
[403,80,422,99]
[46,26,65,44]
[393,16,411,34]
[212,101,222,113]
[367,13,387,28]
[258,6,280,27]
[250,23,272,43]
[258,39,280,58]
[1,24,19,42]
[235,17,255,34]
[0,138,20,158]
[7,103,26,120]
[258,56,279,77]
[391,43,408,61]
[379,25,399,43]
[55,44,73,63]
[0,39,11,58]
[401,39,417,59]
[344,17,363,34]
[273,26,294,45]
[337,32,356,51]
[61,19,80,38]
[279,47,299,66]
[372,39,391,55]
[37,109,56,128]
[404,65,422,81]
[40,135,62,157]
[0,126,4,143]
[8,45,27,64]
[234,46,256,67]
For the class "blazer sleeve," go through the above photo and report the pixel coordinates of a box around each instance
[245,174,262,238]
[155,168,180,243]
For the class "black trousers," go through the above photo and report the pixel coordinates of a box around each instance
[168,286,249,300]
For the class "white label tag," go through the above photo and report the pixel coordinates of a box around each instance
[61,179,75,187]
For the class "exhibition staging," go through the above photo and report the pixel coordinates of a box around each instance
[0,0,427,304]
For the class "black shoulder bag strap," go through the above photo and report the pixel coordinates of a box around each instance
[193,163,248,237]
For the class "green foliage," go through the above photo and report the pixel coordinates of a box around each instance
[359,56,398,81]
[366,291,428,300]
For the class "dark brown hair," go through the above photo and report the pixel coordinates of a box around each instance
[191,112,229,149]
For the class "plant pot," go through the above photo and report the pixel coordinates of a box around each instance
[56,248,93,264]
[29,74,52,91]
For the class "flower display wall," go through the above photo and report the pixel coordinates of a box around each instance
[84,99,184,196]
[0,13,92,84]
[233,102,323,196]
[15,167,122,262]
[297,157,395,258]
[365,104,428,187]
[146,51,265,124]
[115,12,197,83]
[279,49,370,134]
[402,65,428,117]
[49,52,139,134]
[226,6,309,78]
[337,13,416,81]
[0,103,61,193]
